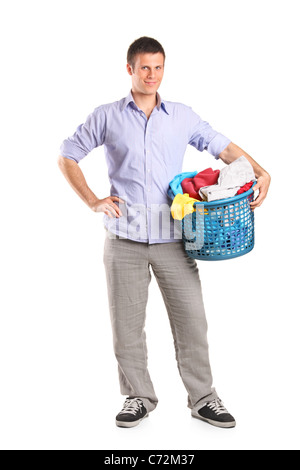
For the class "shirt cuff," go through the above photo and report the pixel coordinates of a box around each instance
[60,154,79,163]
[59,141,82,163]
[207,134,231,159]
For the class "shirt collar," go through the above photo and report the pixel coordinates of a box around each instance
[121,89,169,115]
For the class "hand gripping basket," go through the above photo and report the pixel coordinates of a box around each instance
[181,182,256,260]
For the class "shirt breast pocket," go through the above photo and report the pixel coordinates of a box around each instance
[154,125,188,164]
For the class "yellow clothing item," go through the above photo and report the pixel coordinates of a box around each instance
[171,193,199,220]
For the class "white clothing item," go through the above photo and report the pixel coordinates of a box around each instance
[199,155,255,202]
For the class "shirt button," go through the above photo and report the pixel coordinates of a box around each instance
[147,169,151,173]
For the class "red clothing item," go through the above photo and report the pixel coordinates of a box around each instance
[237,181,253,195]
[181,168,220,201]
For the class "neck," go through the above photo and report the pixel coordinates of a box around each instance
[131,89,157,111]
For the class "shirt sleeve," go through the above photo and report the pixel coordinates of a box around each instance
[187,107,231,159]
[59,106,106,163]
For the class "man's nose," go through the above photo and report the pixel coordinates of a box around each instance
[147,69,156,78]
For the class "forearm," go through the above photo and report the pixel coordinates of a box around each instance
[57,156,99,209]
[218,142,269,179]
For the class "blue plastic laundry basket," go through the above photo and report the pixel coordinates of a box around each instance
[181,183,256,261]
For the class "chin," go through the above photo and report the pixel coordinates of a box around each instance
[145,87,158,93]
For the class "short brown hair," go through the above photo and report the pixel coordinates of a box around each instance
[127,36,165,70]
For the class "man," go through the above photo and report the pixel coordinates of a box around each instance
[58,37,271,429]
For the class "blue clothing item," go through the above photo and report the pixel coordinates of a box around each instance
[167,170,198,200]
[59,90,231,244]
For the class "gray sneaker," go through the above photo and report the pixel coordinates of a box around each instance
[192,398,236,428]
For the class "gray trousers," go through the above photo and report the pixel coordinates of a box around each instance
[103,230,218,413]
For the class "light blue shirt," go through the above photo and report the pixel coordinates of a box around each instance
[60,90,231,244]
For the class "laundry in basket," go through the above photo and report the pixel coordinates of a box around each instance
[168,162,256,260]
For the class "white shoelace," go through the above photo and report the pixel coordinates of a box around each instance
[207,398,229,415]
[119,398,144,416]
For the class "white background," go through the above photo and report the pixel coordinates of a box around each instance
[0,0,299,451]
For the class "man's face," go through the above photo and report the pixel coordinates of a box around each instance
[127,52,164,96]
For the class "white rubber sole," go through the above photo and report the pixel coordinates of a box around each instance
[192,411,236,429]
[116,413,149,428]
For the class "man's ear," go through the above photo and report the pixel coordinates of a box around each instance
[126,63,134,76]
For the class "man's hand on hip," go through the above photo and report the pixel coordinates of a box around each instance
[91,196,125,218]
